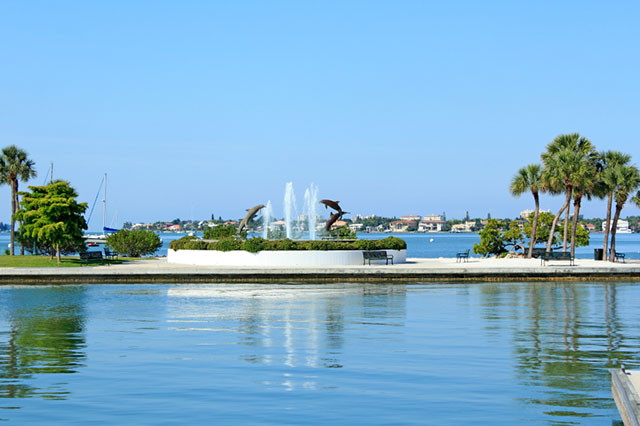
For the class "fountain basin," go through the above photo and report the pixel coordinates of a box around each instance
[167,248,406,266]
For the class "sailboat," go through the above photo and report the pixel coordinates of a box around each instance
[84,173,119,245]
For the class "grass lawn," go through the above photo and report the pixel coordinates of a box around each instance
[0,255,142,268]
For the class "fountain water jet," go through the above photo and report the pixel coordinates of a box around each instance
[262,200,273,239]
[284,182,297,239]
[303,183,319,240]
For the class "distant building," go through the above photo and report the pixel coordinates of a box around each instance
[423,214,444,222]
[418,219,445,232]
[450,221,476,233]
[602,219,631,233]
[585,223,596,232]
[390,220,416,232]
[349,223,364,232]
[401,215,421,222]
[520,209,550,219]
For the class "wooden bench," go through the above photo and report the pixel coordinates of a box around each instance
[363,251,394,265]
[613,251,626,263]
[104,248,119,260]
[80,250,104,265]
[456,249,470,263]
[540,251,574,266]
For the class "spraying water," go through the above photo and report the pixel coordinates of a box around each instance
[284,182,297,239]
[304,183,319,240]
[262,200,273,239]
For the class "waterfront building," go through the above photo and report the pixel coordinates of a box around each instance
[602,219,632,233]
[401,215,421,222]
[390,220,417,232]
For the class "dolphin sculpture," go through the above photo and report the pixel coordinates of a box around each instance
[238,204,265,234]
[319,199,342,213]
[325,211,344,231]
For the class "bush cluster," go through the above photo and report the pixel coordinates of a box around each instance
[169,236,406,252]
[106,229,162,257]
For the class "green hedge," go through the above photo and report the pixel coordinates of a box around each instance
[169,236,406,252]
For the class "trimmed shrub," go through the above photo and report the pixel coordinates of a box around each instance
[215,238,243,252]
[169,235,199,251]
[244,237,265,253]
[169,236,406,252]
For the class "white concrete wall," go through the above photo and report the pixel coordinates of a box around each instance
[168,249,406,266]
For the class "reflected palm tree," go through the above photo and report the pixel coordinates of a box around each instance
[0,287,86,400]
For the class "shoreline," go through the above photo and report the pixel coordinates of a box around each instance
[1,257,640,284]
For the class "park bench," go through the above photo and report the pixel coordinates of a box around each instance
[456,249,470,263]
[80,250,104,265]
[362,251,394,265]
[540,251,574,266]
[531,248,547,258]
[104,248,119,260]
[613,251,626,263]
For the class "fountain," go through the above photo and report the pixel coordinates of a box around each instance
[284,182,298,239]
[262,200,273,239]
[303,184,319,240]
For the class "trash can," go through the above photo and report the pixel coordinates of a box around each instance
[594,248,604,260]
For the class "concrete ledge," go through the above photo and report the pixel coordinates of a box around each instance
[168,248,407,266]
[0,257,639,284]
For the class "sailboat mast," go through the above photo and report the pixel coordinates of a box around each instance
[102,173,107,234]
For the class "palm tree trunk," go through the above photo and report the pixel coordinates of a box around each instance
[50,245,54,260]
[609,203,623,262]
[14,190,24,255]
[562,188,572,252]
[9,180,17,256]
[570,196,582,259]
[527,191,540,258]
[56,243,61,263]
[602,192,613,261]
[546,192,571,253]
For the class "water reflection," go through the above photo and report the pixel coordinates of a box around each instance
[167,284,407,372]
[479,282,640,422]
[0,287,86,400]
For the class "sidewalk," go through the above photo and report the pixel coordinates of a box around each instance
[1,257,639,284]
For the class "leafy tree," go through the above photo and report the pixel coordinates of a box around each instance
[502,220,524,253]
[473,219,506,257]
[15,181,87,263]
[329,226,356,239]
[203,224,240,239]
[510,163,542,258]
[106,229,162,257]
[523,211,559,248]
[0,145,37,255]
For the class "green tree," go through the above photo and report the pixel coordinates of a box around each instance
[15,181,87,263]
[0,145,37,256]
[608,165,640,261]
[106,229,162,257]
[203,224,239,239]
[473,219,506,257]
[597,151,632,260]
[502,220,524,253]
[541,133,596,253]
[510,163,542,258]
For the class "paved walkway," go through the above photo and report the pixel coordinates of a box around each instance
[1,257,639,284]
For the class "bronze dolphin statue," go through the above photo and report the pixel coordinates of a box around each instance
[238,204,265,234]
[320,199,342,213]
[325,211,345,231]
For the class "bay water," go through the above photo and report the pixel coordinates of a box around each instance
[1,281,638,424]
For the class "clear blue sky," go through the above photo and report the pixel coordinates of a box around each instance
[1,1,639,231]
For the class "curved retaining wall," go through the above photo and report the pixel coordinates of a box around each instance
[167,249,406,266]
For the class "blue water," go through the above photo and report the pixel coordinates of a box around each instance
[1,282,637,424]
[1,231,639,259]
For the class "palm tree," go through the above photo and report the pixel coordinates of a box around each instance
[568,156,598,259]
[608,165,640,262]
[510,164,542,258]
[0,145,37,255]
[541,133,596,253]
[597,151,632,260]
